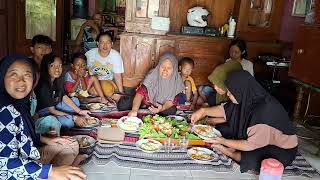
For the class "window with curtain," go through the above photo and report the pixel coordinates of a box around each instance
[26,0,56,40]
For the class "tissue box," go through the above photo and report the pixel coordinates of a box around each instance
[151,16,170,32]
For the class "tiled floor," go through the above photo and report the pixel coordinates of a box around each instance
[81,126,320,180]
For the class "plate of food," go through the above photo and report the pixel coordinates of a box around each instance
[192,125,221,140]
[136,139,163,153]
[187,147,216,162]
[74,135,96,149]
[117,116,143,133]
[86,103,115,113]
[167,115,186,121]
[82,117,100,128]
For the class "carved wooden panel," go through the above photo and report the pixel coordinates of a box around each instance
[120,33,156,87]
[154,39,175,67]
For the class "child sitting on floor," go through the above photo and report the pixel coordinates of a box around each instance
[35,53,91,129]
[178,57,198,110]
[64,52,111,104]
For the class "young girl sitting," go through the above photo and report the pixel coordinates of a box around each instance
[35,53,91,129]
[0,55,85,179]
[64,52,111,104]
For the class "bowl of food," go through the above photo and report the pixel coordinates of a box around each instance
[73,135,96,154]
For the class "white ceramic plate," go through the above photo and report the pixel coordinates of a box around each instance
[192,125,222,140]
[117,116,143,133]
[136,139,163,153]
[82,117,100,128]
[167,115,186,121]
[73,135,96,149]
[187,147,216,162]
[86,103,116,113]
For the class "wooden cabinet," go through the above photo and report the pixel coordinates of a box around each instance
[171,35,230,85]
[125,0,170,35]
[289,25,320,88]
[235,0,285,41]
[120,33,175,87]
[120,33,230,87]
[16,0,64,56]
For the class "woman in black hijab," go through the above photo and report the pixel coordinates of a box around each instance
[0,55,86,179]
[191,70,298,173]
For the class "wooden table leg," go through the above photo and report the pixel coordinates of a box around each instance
[293,86,304,126]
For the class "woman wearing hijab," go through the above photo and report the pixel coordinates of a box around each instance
[206,60,242,106]
[126,53,185,117]
[0,55,86,179]
[191,70,297,173]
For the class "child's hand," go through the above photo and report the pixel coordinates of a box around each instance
[148,103,163,114]
[76,69,86,78]
[78,110,91,118]
[128,110,138,117]
[74,115,87,127]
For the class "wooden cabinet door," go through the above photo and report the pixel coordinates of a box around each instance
[16,0,64,56]
[0,0,8,58]
[120,33,156,87]
[289,25,320,88]
[235,0,285,41]
[154,39,175,66]
[125,0,170,35]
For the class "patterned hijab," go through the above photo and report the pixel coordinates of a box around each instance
[208,60,242,104]
[0,55,41,147]
[143,53,185,104]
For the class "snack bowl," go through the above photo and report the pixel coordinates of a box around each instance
[73,135,96,154]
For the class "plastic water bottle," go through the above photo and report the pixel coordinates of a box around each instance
[259,158,284,180]
[227,19,236,38]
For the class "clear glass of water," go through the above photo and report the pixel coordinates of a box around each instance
[179,136,189,151]
[164,137,174,153]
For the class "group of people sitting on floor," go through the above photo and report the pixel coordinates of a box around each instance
[0,21,298,179]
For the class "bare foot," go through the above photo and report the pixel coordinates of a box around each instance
[212,144,240,162]
[72,154,89,166]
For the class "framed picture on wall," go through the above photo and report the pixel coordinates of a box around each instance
[292,0,313,17]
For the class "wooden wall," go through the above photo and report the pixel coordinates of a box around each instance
[169,0,235,32]
[0,0,15,59]
[0,0,8,58]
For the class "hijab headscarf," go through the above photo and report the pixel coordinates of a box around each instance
[143,53,185,104]
[208,60,242,104]
[220,70,296,139]
[0,55,41,147]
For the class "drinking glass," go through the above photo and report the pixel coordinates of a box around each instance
[164,137,174,153]
[179,136,189,151]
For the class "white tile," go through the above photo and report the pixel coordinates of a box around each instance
[82,161,131,180]
[130,168,192,180]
